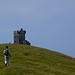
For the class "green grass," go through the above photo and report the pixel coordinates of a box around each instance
[0,44,75,75]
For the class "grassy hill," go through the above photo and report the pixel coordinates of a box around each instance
[0,44,75,75]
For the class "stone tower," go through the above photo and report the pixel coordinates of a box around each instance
[14,29,26,44]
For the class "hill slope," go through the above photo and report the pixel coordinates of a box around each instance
[0,44,75,75]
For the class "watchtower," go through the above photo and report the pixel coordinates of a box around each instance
[14,29,26,44]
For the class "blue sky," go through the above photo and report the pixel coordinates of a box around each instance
[0,0,75,58]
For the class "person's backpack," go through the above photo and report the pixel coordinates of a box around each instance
[5,50,9,56]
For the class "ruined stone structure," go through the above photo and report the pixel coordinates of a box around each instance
[14,29,30,45]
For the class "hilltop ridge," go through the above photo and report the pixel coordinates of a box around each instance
[0,44,75,75]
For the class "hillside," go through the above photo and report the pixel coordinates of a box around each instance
[0,44,75,75]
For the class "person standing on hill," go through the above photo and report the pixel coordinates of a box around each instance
[3,46,11,66]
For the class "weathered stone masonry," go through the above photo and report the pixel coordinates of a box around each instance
[14,29,30,45]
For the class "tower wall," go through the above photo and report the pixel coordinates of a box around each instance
[14,31,19,44]
[18,29,26,44]
[14,29,26,44]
